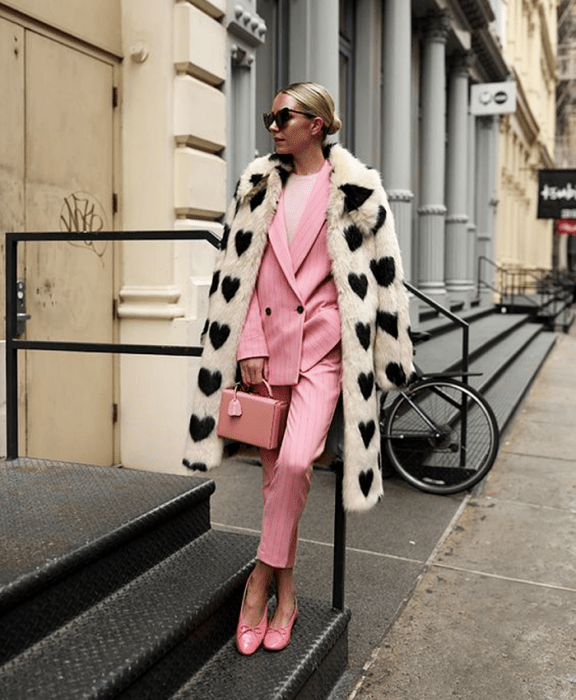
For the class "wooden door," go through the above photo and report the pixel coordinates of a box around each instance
[0,18,25,327]
[22,32,116,464]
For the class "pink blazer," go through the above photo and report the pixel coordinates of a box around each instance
[237,160,341,385]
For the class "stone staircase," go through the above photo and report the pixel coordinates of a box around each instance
[0,304,565,699]
[414,304,559,434]
[0,459,350,699]
[496,291,574,333]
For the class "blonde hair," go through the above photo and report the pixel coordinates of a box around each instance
[277,82,342,138]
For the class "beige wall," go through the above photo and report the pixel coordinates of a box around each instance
[118,0,226,474]
[495,0,558,271]
[2,0,122,55]
[0,0,228,472]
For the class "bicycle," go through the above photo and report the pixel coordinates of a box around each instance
[379,335,500,495]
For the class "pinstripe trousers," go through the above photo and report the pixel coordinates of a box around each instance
[256,343,343,569]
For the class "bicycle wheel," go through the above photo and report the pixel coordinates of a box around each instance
[382,377,499,495]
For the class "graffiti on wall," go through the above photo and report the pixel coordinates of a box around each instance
[60,192,108,260]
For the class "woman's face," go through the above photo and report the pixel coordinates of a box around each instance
[268,93,322,157]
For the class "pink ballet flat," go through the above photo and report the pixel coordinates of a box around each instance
[236,585,268,656]
[263,600,298,651]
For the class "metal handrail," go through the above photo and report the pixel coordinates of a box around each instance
[478,254,572,316]
[5,230,220,459]
[334,282,471,610]
[4,231,472,615]
[404,282,470,377]
[4,229,351,613]
[477,255,501,298]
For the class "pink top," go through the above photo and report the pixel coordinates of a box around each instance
[283,170,321,245]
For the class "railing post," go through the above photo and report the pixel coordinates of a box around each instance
[477,256,482,299]
[332,459,346,611]
[5,234,19,459]
[461,322,469,384]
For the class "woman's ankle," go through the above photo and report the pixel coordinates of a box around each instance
[243,562,273,610]
[251,561,273,589]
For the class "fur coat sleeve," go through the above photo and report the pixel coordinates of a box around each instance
[184,144,414,512]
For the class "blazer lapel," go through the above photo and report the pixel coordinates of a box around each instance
[289,160,331,274]
[268,193,301,298]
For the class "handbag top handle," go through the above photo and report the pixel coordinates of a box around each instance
[235,379,274,399]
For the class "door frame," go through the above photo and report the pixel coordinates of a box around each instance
[0,6,122,463]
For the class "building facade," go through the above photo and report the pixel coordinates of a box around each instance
[0,0,558,473]
[556,0,576,269]
[495,0,558,274]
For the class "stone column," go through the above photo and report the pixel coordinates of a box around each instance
[475,115,498,301]
[382,0,414,281]
[445,51,471,306]
[466,112,479,297]
[418,10,451,301]
[289,0,339,101]
[354,0,382,167]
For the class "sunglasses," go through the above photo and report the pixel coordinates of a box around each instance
[262,107,315,130]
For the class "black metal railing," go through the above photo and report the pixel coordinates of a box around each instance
[478,255,574,329]
[5,230,220,460]
[333,281,471,611]
[405,282,470,377]
[477,255,501,300]
[5,231,472,613]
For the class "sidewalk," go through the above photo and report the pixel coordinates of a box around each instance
[348,322,576,700]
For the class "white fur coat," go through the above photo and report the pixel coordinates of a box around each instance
[183,144,414,511]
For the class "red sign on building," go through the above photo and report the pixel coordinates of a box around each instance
[556,219,576,235]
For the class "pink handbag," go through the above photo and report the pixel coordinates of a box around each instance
[217,381,288,450]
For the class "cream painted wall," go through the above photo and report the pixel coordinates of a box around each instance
[3,0,122,55]
[0,0,232,471]
[118,0,226,475]
[495,0,558,272]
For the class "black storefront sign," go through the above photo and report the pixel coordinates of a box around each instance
[537,169,576,219]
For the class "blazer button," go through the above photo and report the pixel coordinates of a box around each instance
[265,307,272,315]
[297,305,304,314]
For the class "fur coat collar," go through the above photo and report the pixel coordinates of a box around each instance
[184,144,413,511]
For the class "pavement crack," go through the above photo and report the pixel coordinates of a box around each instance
[430,563,576,594]
[501,449,576,465]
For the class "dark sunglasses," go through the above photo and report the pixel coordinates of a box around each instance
[262,107,315,130]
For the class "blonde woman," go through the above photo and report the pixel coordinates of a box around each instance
[184,82,413,654]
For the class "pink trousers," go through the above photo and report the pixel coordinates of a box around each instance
[256,344,342,569]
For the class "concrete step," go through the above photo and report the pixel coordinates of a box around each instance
[0,459,214,664]
[0,528,257,699]
[417,304,495,337]
[465,323,544,394]
[170,598,351,700]
[412,308,557,437]
[482,331,557,433]
[0,460,350,700]
[413,311,530,375]
[497,292,573,330]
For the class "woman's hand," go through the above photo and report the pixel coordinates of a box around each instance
[239,357,267,386]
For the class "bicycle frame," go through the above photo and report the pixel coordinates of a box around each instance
[392,389,443,437]
[382,380,473,468]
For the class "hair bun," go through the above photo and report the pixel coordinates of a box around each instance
[327,113,342,135]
